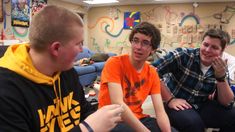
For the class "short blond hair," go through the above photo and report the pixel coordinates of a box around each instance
[29,5,83,52]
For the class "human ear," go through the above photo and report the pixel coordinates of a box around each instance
[49,41,61,57]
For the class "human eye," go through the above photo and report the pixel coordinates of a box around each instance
[142,40,151,46]
[211,45,220,50]
[132,38,139,43]
[77,41,83,47]
[203,42,209,47]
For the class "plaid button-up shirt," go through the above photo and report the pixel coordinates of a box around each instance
[152,48,223,106]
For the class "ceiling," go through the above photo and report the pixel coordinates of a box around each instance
[60,0,235,7]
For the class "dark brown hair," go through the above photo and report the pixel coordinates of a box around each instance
[202,28,230,51]
[129,22,161,50]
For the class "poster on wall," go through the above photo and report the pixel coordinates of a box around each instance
[123,12,140,29]
[32,0,47,16]
[11,0,30,27]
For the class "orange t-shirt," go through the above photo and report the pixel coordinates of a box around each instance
[98,54,161,119]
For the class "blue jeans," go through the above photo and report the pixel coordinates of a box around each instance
[111,117,161,132]
[164,100,235,132]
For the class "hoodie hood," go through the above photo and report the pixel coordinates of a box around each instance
[0,43,67,128]
[0,44,60,85]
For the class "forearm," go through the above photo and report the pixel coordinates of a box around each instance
[108,83,148,131]
[156,112,171,132]
[212,57,234,105]
[121,103,149,132]
[160,81,174,102]
[217,81,234,105]
[152,94,171,131]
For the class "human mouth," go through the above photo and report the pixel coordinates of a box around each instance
[203,53,212,58]
[134,51,142,57]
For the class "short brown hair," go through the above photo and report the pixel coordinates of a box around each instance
[29,5,84,52]
[202,28,229,51]
[129,22,161,50]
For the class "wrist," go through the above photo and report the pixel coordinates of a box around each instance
[80,123,88,132]
[216,74,226,82]
[166,96,175,106]
[81,121,94,132]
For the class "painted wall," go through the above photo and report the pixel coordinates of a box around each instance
[87,3,235,55]
[1,1,235,55]
[226,44,235,56]
[0,0,88,45]
[1,0,27,42]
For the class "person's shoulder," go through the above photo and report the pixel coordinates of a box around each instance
[0,67,19,79]
[108,54,128,60]
[0,67,23,93]
[0,68,9,84]
[61,68,77,77]
[145,63,157,73]
[0,67,9,74]
[174,47,198,55]
[106,54,128,64]
[175,47,191,52]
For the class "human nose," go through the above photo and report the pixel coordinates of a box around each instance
[205,46,211,52]
[134,41,143,49]
[78,42,83,52]
[79,46,83,52]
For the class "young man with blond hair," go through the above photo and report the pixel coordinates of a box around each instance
[0,5,123,132]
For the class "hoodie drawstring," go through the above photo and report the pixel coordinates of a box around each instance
[53,77,65,129]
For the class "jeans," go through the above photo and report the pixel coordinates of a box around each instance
[164,100,235,132]
[111,117,161,132]
[111,116,178,132]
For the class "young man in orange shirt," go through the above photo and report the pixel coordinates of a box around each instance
[99,22,171,132]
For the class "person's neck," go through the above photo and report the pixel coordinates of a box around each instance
[201,63,211,68]
[129,56,145,73]
[29,49,57,77]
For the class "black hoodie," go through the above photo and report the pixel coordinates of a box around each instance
[0,44,94,131]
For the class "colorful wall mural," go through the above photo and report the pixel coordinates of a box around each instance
[87,3,235,54]
[32,0,47,16]
[1,1,235,51]
[1,0,29,42]
[0,0,82,44]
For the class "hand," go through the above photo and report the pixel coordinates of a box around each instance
[83,104,124,132]
[212,57,227,78]
[208,90,216,100]
[167,98,192,111]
